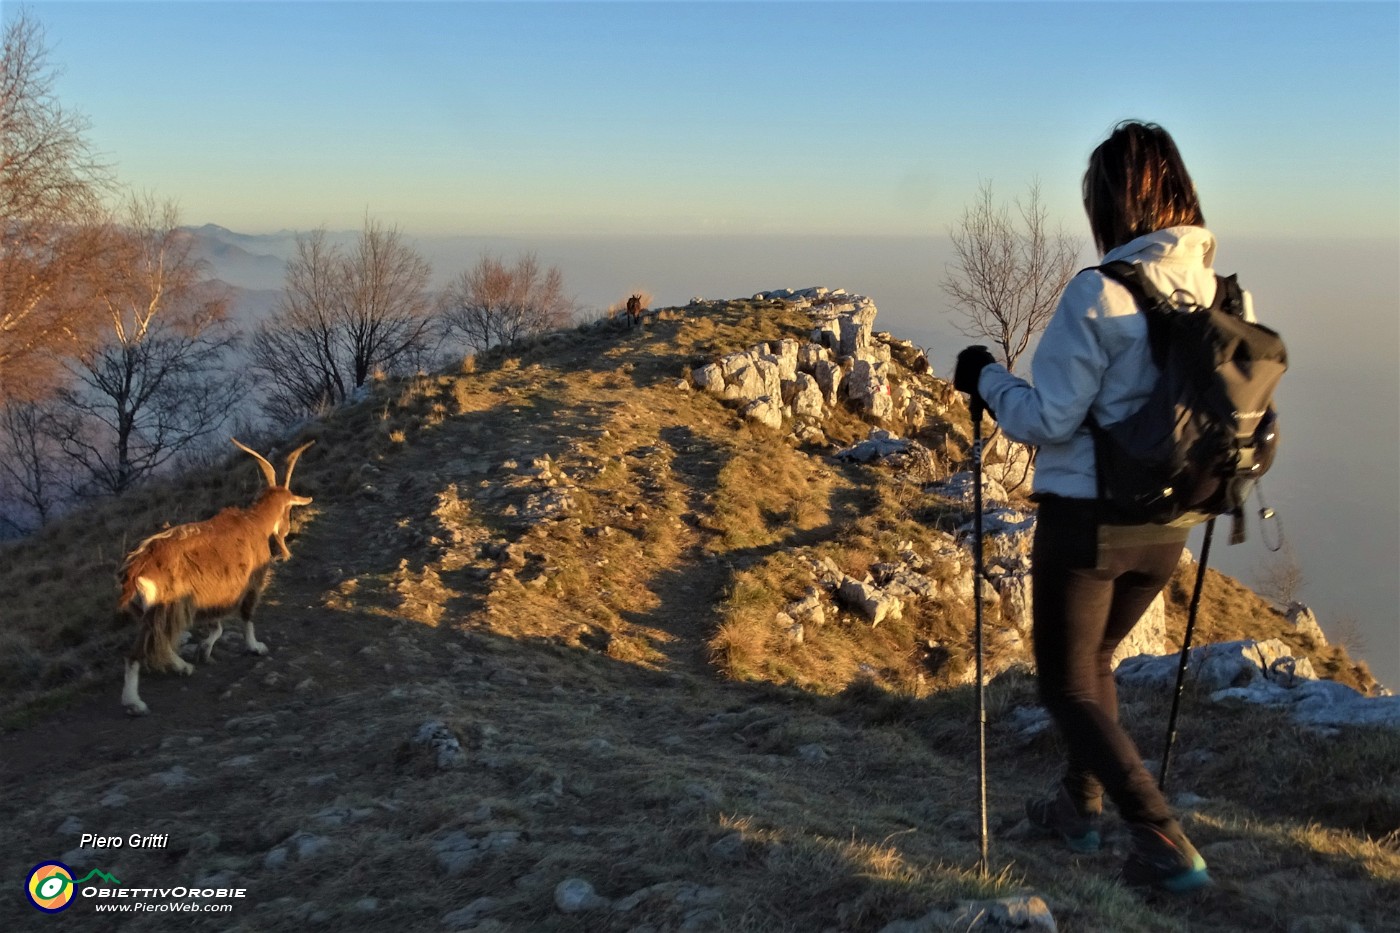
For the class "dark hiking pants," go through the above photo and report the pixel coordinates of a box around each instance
[1031,496,1185,827]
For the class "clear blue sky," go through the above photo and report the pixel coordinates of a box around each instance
[16,1,1400,238]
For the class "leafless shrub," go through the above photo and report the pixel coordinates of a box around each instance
[1328,613,1368,658]
[440,252,575,353]
[942,180,1081,371]
[1254,539,1306,607]
[0,396,73,533]
[251,219,437,426]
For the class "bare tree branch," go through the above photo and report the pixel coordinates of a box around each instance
[251,219,437,426]
[441,251,575,354]
[51,194,242,496]
[0,10,115,401]
[941,180,1081,372]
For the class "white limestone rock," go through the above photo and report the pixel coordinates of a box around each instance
[797,342,830,372]
[1286,602,1328,646]
[741,396,784,430]
[837,576,904,627]
[848,358,893,420]
[811,359,843,406]
[836,428,909,463]
[1110,593,1167,669]
[692,363,724,394]
[791,372,824,419]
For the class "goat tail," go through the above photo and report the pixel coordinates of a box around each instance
[125,595,191,672]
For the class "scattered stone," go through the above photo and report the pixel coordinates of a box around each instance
[880,895,1056,932]
[413,720,468,769]
[555,878,609,913]
[57,815,83,837]
[837,576,904,627]
[265,832,333,870]
[435,831,482,877]
[708,833,745,862]
[219,755,257,769]
[1005,706,1053,743]
[933,470,1009,507]
[796,743,830,764]
[312,806,375,828]
[443,897,501,929]
[785,588,826,627]
[836,428,910,463]
[151,765,194,788]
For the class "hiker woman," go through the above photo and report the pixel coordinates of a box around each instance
[954,121,1229,893]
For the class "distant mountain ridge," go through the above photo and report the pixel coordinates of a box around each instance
[186,224,294,292]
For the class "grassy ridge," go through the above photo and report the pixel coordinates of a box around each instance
[0,298,1394,931]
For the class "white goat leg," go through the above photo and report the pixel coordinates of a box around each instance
[199,620,224,661]
[122,660,149,716]
[244,619,268,655]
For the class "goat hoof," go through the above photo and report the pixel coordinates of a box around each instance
[247,642,269,656]
[125,702,150,717]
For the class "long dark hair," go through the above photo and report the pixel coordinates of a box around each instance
[1082,121,1205,255]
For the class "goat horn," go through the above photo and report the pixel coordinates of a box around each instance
[231,437,277,487]
[281,440,316,487]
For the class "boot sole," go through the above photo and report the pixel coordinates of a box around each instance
[1126,855,1212,893]
[1158,863,1211,894]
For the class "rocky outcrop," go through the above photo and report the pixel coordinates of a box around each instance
[1116,638,1400,731]
[690,288,934,431]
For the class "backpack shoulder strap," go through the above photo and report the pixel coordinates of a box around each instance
[1090,261,1174,369]
[1093,260,1176,314]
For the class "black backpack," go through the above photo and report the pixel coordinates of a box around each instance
[1087,260,1287,543]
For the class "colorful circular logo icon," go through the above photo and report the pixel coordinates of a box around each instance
[27,862,76,913]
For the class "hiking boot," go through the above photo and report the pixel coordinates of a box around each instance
[1025,783,1102,853]
[1122,820,1211,893]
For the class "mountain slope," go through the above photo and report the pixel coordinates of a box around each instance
[1,297,1395,932]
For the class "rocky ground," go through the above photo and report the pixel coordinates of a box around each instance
[2,295,1396,932]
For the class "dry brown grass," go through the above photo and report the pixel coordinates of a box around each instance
[1,296,1394,933]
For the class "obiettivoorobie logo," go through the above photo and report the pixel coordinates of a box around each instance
[26,861,122,913]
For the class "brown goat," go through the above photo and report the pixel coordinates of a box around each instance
[625,293,643,327]
[119,438,314,715]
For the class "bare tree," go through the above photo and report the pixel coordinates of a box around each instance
[0,10,113,402]
[441,252,575,353]
[52,194,242,496]
[0,396,72,533]
[942,181,1081,372]
[250,219,436,425]
[1254,540,1307,608]
[1329,613,1368,659]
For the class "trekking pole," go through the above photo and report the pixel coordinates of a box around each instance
[1158,517,1216,792]
[970,394,990,878]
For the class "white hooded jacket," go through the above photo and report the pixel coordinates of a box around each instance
[977,226,1253,500]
